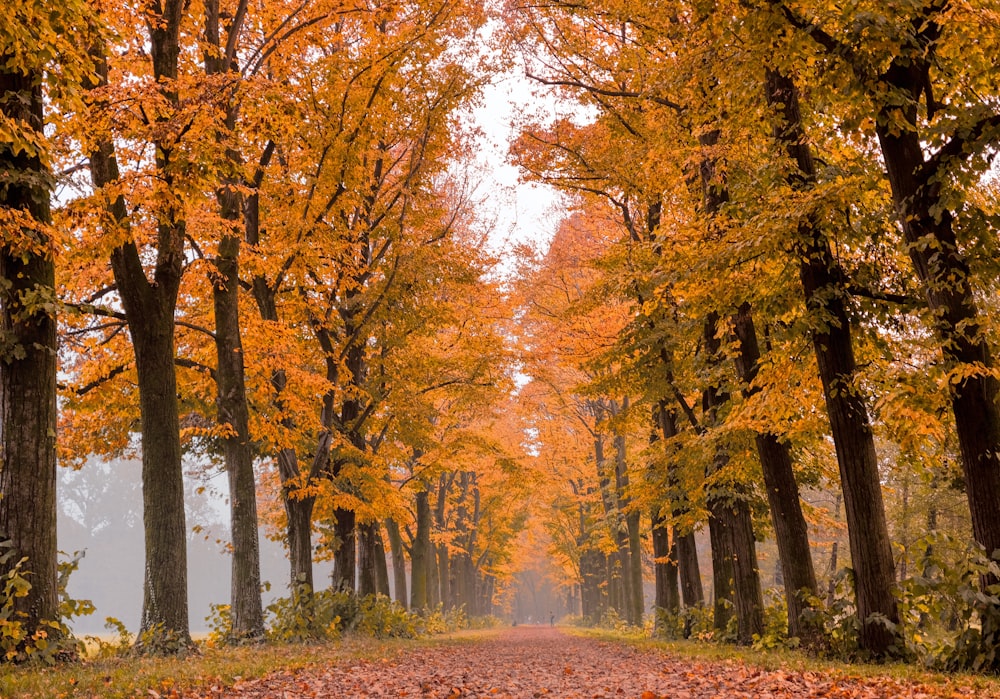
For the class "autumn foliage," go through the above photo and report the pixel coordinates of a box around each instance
[2,0,1000,684]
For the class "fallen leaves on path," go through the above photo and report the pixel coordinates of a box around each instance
[186,627,991,699]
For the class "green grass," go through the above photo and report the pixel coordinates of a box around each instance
[568,627,1000,697]
[0,631,500,699]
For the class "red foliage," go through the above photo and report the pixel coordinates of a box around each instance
[186,627,980,698]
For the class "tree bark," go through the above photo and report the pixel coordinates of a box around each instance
[0,58,59,648]
[649,408,680,619]
[696,139,765,643]
[651,512,679,615]
[331,508,357,591]
[385,518,408,606]
[282,464,316,593]
[87,6,193,644]
[435,474,452,608]
[203,0,264,642]
[613,422,644,625]
[374,524,390,596]
[873,56,1000,574]
[411,488,431,609]
[656,406,704,612]
[765,67,899,656]
[732,303,818,641]
[706,505,734,634]
[358,519,385,596]
[438,544,452,609]
[579,547,606,621]
[676,527,704,608]
[245,180,319,597]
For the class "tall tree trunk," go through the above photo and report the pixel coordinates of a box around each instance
[595,426,630,618]
[0,59,59,649]
[676,527,704,608]
[244,180,318,598]
[386,518,408,606]
[652,512,679,616]
[411,489,431,609]
[613,422,643,625]
[212,234,264,639]
[649,407,680,620]
[625,510,643,623]
[358,520,383,596]
[374,524,390,596]
[331,508,356,591]
[705,478,766,644]
[87,6,193,643]
[732,303,818,641]
[435,474,452,608]
[438,544,452,609]
[328,328,368,593]
[579,547,603,621]
[701,348,763,641]
[766,68,898,656]
[428,531,441,607]
[696,138,765,642]
[130,318,189,643]
[203,0,264,642]
[706,507,734,634]
[656,406,704,612]
[874,58,1000,576]
[282,462,316,592]
[212,233,263,638]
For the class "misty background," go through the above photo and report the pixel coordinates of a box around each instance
[58,457,332,635]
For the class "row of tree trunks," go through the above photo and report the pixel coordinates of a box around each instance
[579,547,608,621]
[777,0,1000,587]
[404,471,494,615]
[592,408,645,626]
[611,407,644,626]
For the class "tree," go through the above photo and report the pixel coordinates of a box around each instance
[771,0,1000,591]
[78,0,209,647]
[200,0,265,641]
[0,1,71,654]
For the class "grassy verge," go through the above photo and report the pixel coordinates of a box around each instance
[566,627,1000,696]
[0,630,501,699]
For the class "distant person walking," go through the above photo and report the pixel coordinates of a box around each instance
[549,612,555,627]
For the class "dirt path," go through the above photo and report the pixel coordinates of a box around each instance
[210,626,982,698]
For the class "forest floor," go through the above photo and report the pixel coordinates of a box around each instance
[187,626,999,699]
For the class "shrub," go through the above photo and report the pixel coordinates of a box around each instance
[265,580,346,643]
[355,595,417,639]
[417,604,468,635]
[752,590,794,651]
[897,534,1000,672]
[0,542,94,664]
[84,617,133,659]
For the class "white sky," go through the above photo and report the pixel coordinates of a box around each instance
[465,69,566,267]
